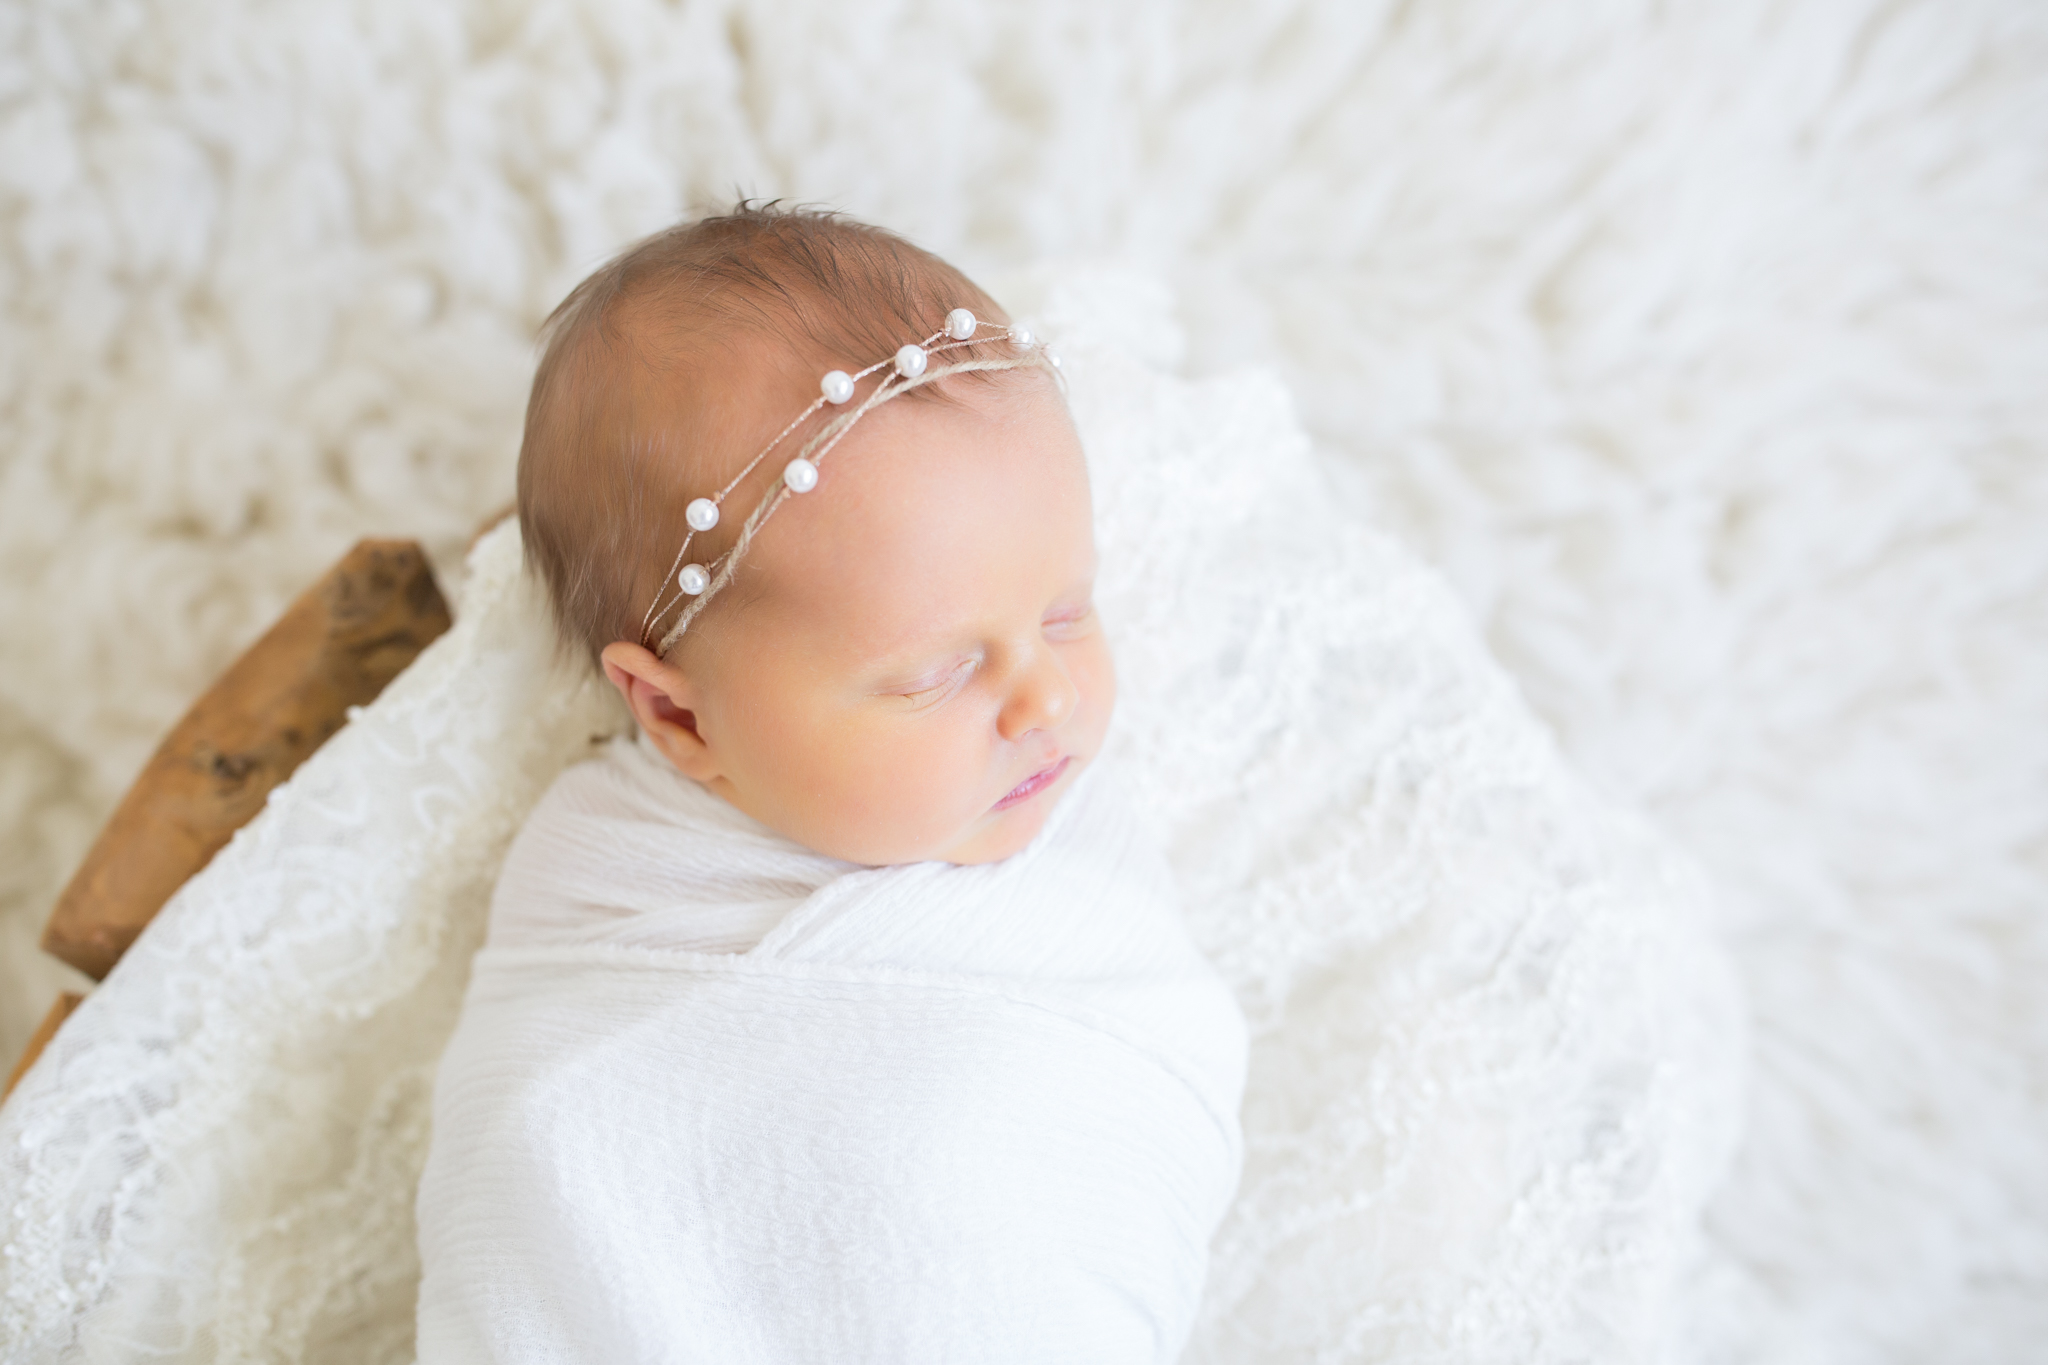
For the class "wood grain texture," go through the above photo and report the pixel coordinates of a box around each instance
[41,540,451,979]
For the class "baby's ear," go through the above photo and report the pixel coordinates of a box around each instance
[599,641,719,780]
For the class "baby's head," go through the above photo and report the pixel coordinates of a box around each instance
[519,205,1113,867]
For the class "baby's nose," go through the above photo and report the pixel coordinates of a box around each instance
[997,647,1078,741]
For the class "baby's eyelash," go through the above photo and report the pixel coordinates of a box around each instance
[886,605,1092,710]
[898,658,977,705]
[1043,603,1096,636]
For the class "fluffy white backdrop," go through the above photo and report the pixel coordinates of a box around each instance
[1,0,2043,1359]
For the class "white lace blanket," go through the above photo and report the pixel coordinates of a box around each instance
[0,278,1744,1362]
[414,737,1245,1363]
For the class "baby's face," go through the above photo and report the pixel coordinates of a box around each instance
[605,367,1114,866]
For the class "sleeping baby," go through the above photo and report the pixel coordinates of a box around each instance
[413,205,1247,1362]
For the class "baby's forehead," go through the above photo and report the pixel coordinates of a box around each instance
[739,375,1095,645]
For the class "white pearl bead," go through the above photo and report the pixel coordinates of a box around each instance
[685,498,720,532]
[677,563,710,596]
[783,457,819,493]
[945,308,977,341]
[820,369,854,404]
[1009,325,1035,348]
[1047,348,1062,369]
[894,344,927,379]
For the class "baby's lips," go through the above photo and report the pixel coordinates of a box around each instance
[994,754,1071,812]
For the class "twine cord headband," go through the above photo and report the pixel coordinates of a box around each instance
[639,308,1058,655]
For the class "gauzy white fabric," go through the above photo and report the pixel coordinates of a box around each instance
[0,278,1742,1362]
[414,736,1247,1364]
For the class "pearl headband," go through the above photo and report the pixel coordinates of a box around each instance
[638,308,1058,655]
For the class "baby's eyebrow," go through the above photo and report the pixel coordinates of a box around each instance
[850,631,976,682]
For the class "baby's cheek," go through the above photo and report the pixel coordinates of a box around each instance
[1071,637,1118,750]
[819,718,988,861]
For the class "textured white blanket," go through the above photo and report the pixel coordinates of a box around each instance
[0,286,1750,1361]
[5,3,2046,1355]
[415,736,1246,1363]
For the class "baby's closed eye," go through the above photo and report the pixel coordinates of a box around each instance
[892,657,979,707]
[1042,601,1097,640]
[882,601,1095,709]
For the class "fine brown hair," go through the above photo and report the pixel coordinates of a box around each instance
[517,203,1011,664]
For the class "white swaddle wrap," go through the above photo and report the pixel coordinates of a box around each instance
[414,734,1247,1364]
